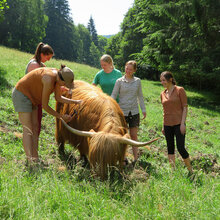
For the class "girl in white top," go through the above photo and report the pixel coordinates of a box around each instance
[111,60,146,163]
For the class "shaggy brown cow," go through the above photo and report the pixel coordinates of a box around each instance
[56,80,158,178]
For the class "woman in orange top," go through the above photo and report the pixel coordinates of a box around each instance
[12,65,81,164]
[160,71,192,173]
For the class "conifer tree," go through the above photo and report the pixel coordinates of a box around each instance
[87,16,98,46]
[44,0,78,61]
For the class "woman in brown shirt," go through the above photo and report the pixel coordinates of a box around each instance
[160,71,192,173]
[12,65,81,165]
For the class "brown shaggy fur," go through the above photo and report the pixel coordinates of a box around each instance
[55,80,129,178]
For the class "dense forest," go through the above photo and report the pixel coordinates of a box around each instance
[0,0,220,94]
[0,0,106,67]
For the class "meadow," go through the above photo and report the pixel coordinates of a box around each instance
[0,46,219,219]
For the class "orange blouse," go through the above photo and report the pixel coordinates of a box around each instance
[161,86,187,126]
[15,67,57,106]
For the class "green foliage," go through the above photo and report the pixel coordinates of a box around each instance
[97,35,108,55]
[76,24,92,64]
[0,0,107,68]
[0,0,47,52]
[88,42,100,68]
[105,6,145,72]
[105,33,122,69]
[0,0,8,22]
[106,0,220,95]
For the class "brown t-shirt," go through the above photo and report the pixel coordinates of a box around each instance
[161,86,187,126]
[15,67,57,106]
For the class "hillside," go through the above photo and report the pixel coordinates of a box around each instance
[0,46,219,219]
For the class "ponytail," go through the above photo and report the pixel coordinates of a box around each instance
[33,42,54,64]
[160,71,176,85]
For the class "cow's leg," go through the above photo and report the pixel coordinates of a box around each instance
[55,120,66,157]
[56,132,66,158]
[80,155,89,168]
[57,141,76,169]
[58,142,65,156]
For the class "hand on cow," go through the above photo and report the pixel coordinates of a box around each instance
[61,114,72,122]
[60,86,69,92]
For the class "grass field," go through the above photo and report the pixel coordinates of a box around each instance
[0,46,219,219]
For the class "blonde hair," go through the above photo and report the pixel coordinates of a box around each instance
[100,54,114,67]
[125,60,137,71]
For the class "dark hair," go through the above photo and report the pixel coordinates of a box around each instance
[34,42,54,65]
[125,60,137,71]
[160,71,176,85]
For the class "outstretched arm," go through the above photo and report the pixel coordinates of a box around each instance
[41,76,72,122]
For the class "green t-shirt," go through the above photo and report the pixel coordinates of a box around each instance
[93,69,122,96]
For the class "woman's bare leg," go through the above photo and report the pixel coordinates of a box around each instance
[168,154,175,169]
[18,112,34,161]
[19,110,39,162]
[183,157,193,173]
[130,127,139,161]
[31,107,39,160]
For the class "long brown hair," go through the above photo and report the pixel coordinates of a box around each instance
[160,71,176,85]
[34,42,54,64]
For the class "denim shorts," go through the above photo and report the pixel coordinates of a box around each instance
[124,112,140,128]
[12,88,33,112]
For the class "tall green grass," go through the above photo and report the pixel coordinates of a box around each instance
[0,46,219,219]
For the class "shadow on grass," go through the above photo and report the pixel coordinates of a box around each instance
[187,96,220,114]
[149,80,220,114]
[0,67,13,97]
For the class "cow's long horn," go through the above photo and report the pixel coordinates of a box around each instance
[61,118,95,137]
[118,137,160,147]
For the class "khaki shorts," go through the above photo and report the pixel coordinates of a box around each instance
[12,88,33,112]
